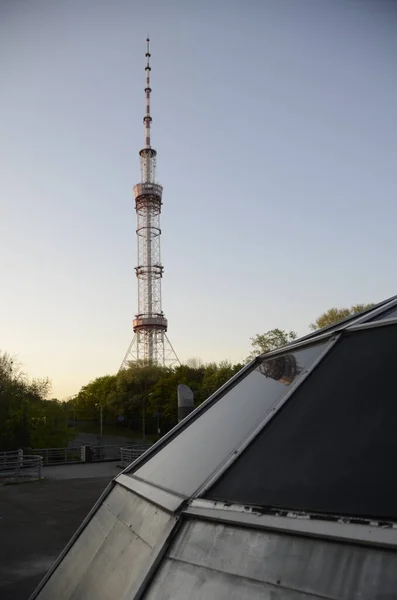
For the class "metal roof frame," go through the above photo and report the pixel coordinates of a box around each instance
[185,499,397,549]
[347,315,397,332]
[282,293,397,346]
[117,473,187,513]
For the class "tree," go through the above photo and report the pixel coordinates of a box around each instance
[28,399,74,448]
[116,363,167,431]
[184,357,203,369]
[0,351,72,450]
[68,359,246,439]
[145,361,243,430]
[73,375,118,422]
[200,361,242,401]
[310,303,375,331]
[248,329,298,360]
[147,364,205,424]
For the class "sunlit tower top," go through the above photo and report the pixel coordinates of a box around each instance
[120,39,179,370]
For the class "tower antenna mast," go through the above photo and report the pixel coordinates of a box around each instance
[120,39,179,370]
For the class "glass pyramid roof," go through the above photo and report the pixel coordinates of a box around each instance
[207,323,397,520]
[32,294,397,600]
[121,294,397,522]
[131,341,328,497]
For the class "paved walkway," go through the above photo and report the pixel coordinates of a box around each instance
[68,432,137,448]
[0,477,111,600]
[42,461,123,480]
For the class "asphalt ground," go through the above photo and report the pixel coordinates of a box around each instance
[0,476,110,600]
[42,461,122,480]
[68,432,136,448]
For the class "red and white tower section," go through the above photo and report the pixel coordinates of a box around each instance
[120,39,179,369]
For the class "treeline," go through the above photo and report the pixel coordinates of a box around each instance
[1,302,374,450]
[67,302,374,437]
[0,353,73,451]
[66,360,244,437]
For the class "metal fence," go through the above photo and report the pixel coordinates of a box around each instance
[27,444,152,466]
[119,445,152,467]
[26,445,122,465]
[27,447,81,465]
[0,450,42,481]
[0,443,152,473]
[0,449,22,467]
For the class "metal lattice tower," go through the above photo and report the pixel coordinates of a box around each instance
[120,39,179,371]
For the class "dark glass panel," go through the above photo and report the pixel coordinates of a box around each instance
[131,342,328,496]
[207,325,397,520]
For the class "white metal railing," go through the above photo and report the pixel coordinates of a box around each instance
[28,447,82,465]
[27,445,124,465]
[0,450,42,480]
[0,449,22,467]
[0,443,153,471]
[119,445,151,467]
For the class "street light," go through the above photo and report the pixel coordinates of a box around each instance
[142,392,153,442]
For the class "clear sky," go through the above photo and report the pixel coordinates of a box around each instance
[1,0,396,398]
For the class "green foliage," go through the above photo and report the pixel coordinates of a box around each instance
[2,300,377,450]
[71,374,118,421]
[68,360,244,438]
[0,353,73,451]
[28,399,74,448]
[310,303,375,331]
[248,329,298,360]
[2,299,375,449]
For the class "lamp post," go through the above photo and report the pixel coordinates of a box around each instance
[142,392,153,442]
[71,394,78,427]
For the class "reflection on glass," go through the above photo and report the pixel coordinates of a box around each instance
[130,342,328,497]
[258,353,299,385]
